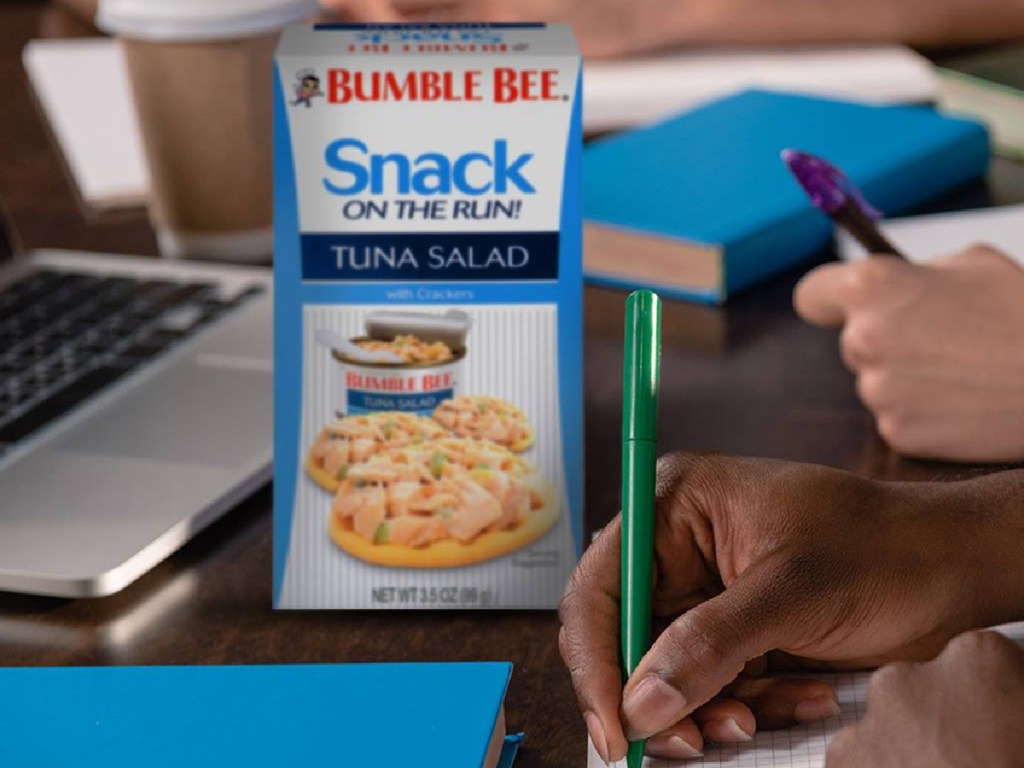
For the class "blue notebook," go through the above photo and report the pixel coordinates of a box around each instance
[0,662,520,767]
[583,89,990,303]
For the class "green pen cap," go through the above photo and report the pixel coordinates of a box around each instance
[622,290,662,442]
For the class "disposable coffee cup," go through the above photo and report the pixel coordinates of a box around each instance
[97,0,317,262]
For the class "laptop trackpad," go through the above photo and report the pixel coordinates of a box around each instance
[57,362,272,470]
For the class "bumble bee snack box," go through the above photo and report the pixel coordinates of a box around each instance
[273,23,582,609]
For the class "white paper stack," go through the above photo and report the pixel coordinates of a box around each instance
[23,38,149,209]
[584,45,939,132]
[838,204,1024,265]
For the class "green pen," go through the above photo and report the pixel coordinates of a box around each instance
[621,289,661,768]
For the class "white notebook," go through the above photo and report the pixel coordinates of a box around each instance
[589,622,1024,768]
[585,45,938,132]
[838,203,1024,265]
[23,38,149,209]
[22,37,937,209]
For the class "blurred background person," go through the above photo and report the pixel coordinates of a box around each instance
[57,0,1024,58]
[322,0,1024,57]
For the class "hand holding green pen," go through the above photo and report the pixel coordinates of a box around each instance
[620,290,662,768]
[559,444,1024,763]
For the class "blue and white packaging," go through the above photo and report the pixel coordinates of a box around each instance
[273,23,582,609]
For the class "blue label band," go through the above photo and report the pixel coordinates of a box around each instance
[301,232,559,282]
[347,389,454,413]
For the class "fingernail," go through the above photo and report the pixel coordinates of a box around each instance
[647,734,703,759]
[584,711,610,764]
[795,695,841,722]
[622,676,687,739]
[702,716,753,743]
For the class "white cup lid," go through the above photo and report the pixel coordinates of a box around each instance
[97,0,318,41]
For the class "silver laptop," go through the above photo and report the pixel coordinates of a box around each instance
[0,230,272,597]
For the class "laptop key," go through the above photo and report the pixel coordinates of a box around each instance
[4,387,34,409]
[196,296,231,318]
[10,270,58,296]
[5,349,33,368]
[230,285,265,305]
[155,304,204,333]
[23,336,62,360]
[127,280,177,305]
[116,328,184,363]
[93,275,137,294]
[7,318,45,340]
[136,282,214,317]
[73,334,115,355]
[33,365,63,386]
[121,301,166,323]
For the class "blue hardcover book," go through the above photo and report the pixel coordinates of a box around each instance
[0,662,520,767]
[583,89,990,303]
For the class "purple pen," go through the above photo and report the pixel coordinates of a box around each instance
[781,148,906,259]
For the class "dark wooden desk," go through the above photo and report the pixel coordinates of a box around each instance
[0,3,1022,765]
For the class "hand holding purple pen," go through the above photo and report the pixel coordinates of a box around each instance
[782,149,907,259]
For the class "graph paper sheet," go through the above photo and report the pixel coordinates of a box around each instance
[588,622,1024,768]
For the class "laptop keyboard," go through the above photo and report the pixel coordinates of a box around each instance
[0,268,264,453]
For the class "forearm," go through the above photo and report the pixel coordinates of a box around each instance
[648,0,1024,48]
[936,469,1024,630]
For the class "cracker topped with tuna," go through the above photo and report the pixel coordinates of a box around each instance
[306,412,447,493]
[328,437,557,568]
[432,395,534,452]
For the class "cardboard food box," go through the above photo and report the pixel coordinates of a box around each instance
[273,23,583,608]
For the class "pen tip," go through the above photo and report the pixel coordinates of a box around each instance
[626,741,645,768]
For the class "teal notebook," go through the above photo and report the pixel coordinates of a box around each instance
[583,89,990,304]
[0,662,521,767]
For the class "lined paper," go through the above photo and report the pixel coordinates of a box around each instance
[585,45,938,132]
